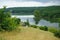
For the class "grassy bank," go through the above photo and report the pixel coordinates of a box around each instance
[0,27,60,40]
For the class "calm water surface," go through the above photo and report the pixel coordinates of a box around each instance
[12,15,59,28]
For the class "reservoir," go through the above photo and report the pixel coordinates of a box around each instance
[12,15,59,28]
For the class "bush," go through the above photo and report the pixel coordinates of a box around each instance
[31,25,37,28]
[48,27,58,33]
[1,18,20,31]
[23,19,30,27]
[54,31,60,38]
[39,26,48,31]
[0,7,21,31]
[15,18,21,24]
[48,27,60,38]
[39,26,44,30]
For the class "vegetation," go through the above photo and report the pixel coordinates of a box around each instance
[39,26,48,31]
[34,10,41,24]
[0,7,20,31]
[48,27,58,33]
[32,6,60,28]
[0,6,60,39]
[31,25,38,28]
[6,6,60,25]
[48,27,60,38]
[30,25,60,38]
[6,6,60,15]
[33,6,60,38]
[23,19,30,27]
[54,30,60,38]
[26,19,30,27]
[0,27,59,40]
[0,37,5,40]
[33,8,60,24]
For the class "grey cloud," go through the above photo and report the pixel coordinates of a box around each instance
[14,0,60,5]
[15,0,60,2]
[1,0,60,3]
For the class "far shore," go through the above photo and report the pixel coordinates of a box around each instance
[12,15,34,17]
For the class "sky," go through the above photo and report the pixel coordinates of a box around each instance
[0,0,60,8]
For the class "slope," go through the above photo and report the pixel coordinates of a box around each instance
[0,27,60,40]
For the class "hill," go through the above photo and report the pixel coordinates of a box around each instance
[0,27,60,40]
[6,6,60,15]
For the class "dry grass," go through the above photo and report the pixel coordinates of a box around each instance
[0,27,60,40]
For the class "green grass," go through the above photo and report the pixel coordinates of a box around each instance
[48,27,58,33]
[0,37,5,40]
[0,26,60,40]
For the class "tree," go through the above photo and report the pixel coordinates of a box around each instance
[33,9,60,29]
[0,6,20,31]
[34,10,41,24]
[26,19,30,26]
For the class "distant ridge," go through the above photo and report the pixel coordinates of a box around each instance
[6,6,60,15]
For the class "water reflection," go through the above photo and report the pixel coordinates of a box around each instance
[12,15,59,28]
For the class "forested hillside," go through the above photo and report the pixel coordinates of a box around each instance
[6,6,60,15]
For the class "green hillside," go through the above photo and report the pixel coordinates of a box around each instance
[6,6,60,15]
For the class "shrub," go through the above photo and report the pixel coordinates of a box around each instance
[54,31,60,38]
[0,7,21,31]
[48,27,60,38]
[48,27,58,33]
[44,26,48,31]
[39,26,44,30]
[31,25,37,28]
[39,26,48,31]
[15,18,21,24]
[1,18,20,31]
[23,19,30,27]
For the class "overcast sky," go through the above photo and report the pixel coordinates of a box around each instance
[0,0,60,8]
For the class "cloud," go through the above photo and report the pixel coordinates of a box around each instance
[0,0,60,8]
[14,0,60,3]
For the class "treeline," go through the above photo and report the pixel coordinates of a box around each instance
[6,6,60,15]
[6,6,60,26]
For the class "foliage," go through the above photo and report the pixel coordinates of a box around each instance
[31,25,38,28]
[39,26,48,31]
[48,27,60,38]
[2,18,20,31]
[26,19,30,26]
[48,27,58,33]
[34,10,41,24]
[32,6,60,29]
[0,7,20,31]
[54,30,60,38]
[6,6,60,15]
[23,19,30,27]
[6,6,60,26]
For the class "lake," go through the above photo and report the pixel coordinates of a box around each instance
[12,15,59,28]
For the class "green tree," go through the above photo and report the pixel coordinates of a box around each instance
[33,9,60,28]
[34,10,41,24]
[26,19,30,26]
[0,6,20,31]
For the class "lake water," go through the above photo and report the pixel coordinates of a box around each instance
[12,15,59,28]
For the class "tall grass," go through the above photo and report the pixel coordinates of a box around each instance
[48,27,60,38]
[0,37,5,40]
[48,27,58,33]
